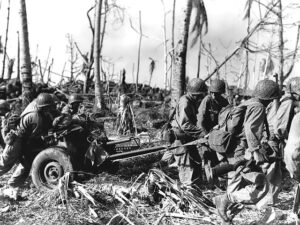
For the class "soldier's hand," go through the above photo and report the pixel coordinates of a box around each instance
[253,151,265,164]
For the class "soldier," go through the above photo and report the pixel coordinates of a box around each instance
[0,93,56,200]
[261,77,300,209]
[62,93,83,115]
[168,78,207,186]
[197,79,229,135]
[213,79,280,224]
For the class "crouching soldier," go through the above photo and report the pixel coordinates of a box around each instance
[213,79,280,224]
[0,93,56,200]
[162,78,207,186]
[53,93,85,129]
[259,77,300,210]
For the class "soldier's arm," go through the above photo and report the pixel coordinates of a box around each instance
[15,113,35,138]
[196,97,209,134]
[178,101,202,136]
[244,105,266,152]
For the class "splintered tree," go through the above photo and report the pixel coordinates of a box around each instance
[1,0,10,80]
[190,0,208,79]
[66,34,79,82]
[172,0,193,107]
[94,0,105,110]
[19,0,33,108]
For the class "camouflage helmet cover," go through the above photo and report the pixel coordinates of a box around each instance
[187,78,207,95]
[209,79,226,93]
[254,79,280,100]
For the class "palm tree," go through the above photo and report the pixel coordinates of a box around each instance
[190,0,208,78]
[19,0,32,108]
[94,0,104,110]
[172,0,207,106]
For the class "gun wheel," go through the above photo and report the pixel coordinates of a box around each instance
[31,147,73,190]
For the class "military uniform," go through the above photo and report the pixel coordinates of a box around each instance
[226,98,269,204]
[171,93,203,186]
[197,95,229,134]
[0,94,55,193]
[213,79,280,224]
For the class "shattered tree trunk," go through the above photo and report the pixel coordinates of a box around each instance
[6,59,15,80]
[94,0,104,110]
[161,0,168,90]
[16,31,20,81]
[170,0,176,91]
[19,0,33,109]
[244,7,250,91]
[135,11,142,93]
[196,35,202,78]
[172,0,193,107]
[1,0,11,79]
[277,0,284,90]
[84,6,96,94]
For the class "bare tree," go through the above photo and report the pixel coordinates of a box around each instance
[172,0,193,106]
[243,0,252,90]
[1,0,11,79]
[94,0,104,110]
[66,34,79,82]
[190,0,208,78]
[247,0,300,89]
[170,0,176,91]
[132,11,143,93]
[161,0,169,90]
[19,0,33,108]
[16,31,20,81]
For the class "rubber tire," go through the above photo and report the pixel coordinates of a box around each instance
[31,147,73,190]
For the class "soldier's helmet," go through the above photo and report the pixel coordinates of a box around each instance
[209,79,226,93]
[286,77,300,95]
[68,94,83,104]
[50,94,60,104]
[36,93,55,108]
[187,78,207,95]
[254,79,280,100]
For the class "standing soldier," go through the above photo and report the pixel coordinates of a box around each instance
[168,78,207,186]
[197,79,229,135]
[213,79,280,224]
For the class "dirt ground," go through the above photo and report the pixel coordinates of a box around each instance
[0,114,298,225]
[0,155,298,225]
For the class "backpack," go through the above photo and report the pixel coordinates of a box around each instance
[208,101,262,154]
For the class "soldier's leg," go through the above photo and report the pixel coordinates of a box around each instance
[0,139,22,176]
[228,171,269,205]
[8,159,31,188]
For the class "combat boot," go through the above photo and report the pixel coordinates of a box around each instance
[213,194,231,224]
